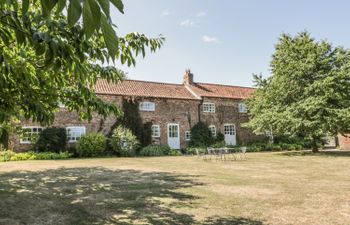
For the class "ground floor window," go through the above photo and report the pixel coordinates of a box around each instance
[185,131,191,141]
[209,125,216,137]
[151,125,160,137]
[20,126,43,144]
[66,126,86,143]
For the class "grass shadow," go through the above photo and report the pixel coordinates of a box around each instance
[280,150,350,157]
[0,167,265,225]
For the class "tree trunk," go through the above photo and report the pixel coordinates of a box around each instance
[311,136,319,153]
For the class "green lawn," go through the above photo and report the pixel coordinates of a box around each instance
[0,151,349,225]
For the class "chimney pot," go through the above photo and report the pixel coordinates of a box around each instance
[183,69,194,85]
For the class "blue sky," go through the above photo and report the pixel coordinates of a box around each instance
[111,0,350,87]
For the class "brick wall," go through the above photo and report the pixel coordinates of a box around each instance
[10,94,262,151]
[199,97,264,145]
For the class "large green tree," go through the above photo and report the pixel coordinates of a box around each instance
[0,1,164,144]
[246,32,350,152]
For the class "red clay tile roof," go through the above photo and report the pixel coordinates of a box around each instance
[189,82,255,99]
[94,79,255,100]
[94,79,199,100]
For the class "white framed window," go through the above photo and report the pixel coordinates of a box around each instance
[20,126,43,144]
[139,102,155,111]
[58,102,66,108]
[238,103,247,113]
[203,102,215,113]
[209,125,216,137]
[185,131,191,141]
[151,125,160,137]
[66,126,86,143]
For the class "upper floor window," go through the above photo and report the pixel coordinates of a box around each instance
[208,125,216,137]
[20,126,43,144]
[66,126,86,143]
[139,102,155,111]
[238,103,247,113]
[185,131,191,141]
[151,125,160,137]
[203,102,215,113]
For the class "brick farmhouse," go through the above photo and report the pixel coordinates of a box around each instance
[10,70,267,151]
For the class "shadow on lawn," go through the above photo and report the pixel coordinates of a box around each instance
[0,167,264,225]
[281,150,350,157]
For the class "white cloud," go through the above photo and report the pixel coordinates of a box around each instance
[196,11,207,17]
[161,9,171,16]
[202,35,220,44]
[179,19,196,27]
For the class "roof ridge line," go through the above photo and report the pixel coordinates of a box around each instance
[123,79,183,86]
[195,82,256,89]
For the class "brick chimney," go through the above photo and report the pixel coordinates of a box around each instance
[183,69,194,85]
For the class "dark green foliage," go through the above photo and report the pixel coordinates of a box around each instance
[189,122,214,148]
[75,133,107,157]
[112,100,152,148]
[121,100,144,142]
[0,127,9,149]
[142,122,153,147]
[216,132,225,142]
[34,127,67,153]
[139,145,171,157]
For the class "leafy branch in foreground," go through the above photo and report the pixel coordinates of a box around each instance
[0,0,165,126]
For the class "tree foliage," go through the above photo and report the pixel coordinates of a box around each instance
[0,0,164,125]
[246,32,350,152]
[189,122,214,148]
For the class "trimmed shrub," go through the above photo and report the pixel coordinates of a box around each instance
[139,145,171,157]
[216,132,225,142]
[110,126,139,156]
[169,149,182,156]
[0,150,72,162]
[76,133,107,157]
[189,122,214,148]
[34,127,67,153]
[247,144,263,152]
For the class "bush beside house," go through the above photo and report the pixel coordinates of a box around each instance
[76,133,107,157]
[110,125,140,157]
[34,127,67,152]
[189,122,214,148]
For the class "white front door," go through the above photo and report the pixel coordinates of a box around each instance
[224,124,236,146]
[167,123,180,149]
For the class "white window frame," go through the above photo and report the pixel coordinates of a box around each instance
[203,102,215,113]
[20,126,43,144]
[185,131,191,141]
[151,125,160,138]
[209,125,217,137]
[238,103,247,113]
[66,126,86,143]
[139,101,156,111]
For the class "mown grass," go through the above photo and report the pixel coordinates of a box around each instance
[0,150,349,225]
